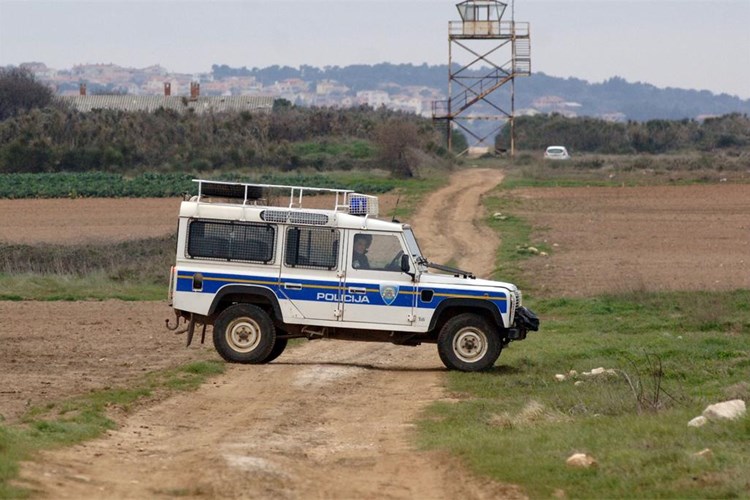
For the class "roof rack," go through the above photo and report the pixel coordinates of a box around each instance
[192,179,378,216]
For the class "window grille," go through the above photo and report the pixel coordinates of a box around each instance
[261,210,329,226]
[285,227,339,270]
[188,219,275,263]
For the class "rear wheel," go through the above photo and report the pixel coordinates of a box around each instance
[437,313,502,372]
[264,337,288,363]
[213,304,276,363]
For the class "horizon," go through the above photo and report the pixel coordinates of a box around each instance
[1,1,748,100]
[16,60,750,102]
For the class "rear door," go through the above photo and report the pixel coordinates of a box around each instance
[277,226,344,322]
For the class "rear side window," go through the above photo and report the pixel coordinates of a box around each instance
[187,219,275,263]
[285,227,339,270]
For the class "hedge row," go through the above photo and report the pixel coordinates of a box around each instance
[0,172,397,199]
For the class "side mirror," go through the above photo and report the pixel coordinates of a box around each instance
[400,253,411,273]
[401,254,417,281]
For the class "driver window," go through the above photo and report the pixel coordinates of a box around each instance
[351,233,404,272]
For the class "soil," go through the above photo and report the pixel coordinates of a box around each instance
[5,173,748,498]
[510,184,750,297]
[0,198,182,245]
[6,168,522,499]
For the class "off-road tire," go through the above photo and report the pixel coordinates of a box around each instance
[264,337,288,363]
[437,313,502,372]
[213,304,276,363]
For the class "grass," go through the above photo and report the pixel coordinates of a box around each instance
[0,360,224,498]
[0,234,176,302]
[483,152,750,189]
[417,168,750,498]
[419,290,750,498]
[0,273,166,301]
[483,194,546,289]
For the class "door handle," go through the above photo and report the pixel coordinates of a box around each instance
[348,287,367,294]
[284,282,303,291]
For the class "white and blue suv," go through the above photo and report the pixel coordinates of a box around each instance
[167,180,539,372]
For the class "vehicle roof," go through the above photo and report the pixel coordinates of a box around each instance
[180,179,405,232]
[179,199,405,232]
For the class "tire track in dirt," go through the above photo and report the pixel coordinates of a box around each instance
[16,168,520,499]
[409,168,504,278]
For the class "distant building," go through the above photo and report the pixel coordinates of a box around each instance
[532,95,581,117]
[600,112,627,122]
[59,94,275,114]
[316,79,349,95]
[356,90,390,107]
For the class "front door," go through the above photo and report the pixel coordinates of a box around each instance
[342,231,415,327]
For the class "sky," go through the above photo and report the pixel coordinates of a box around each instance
[1,0,748,99]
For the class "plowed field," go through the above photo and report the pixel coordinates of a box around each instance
[2,173,748,498]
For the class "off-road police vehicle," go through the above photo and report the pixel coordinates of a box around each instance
[166,179,539,372]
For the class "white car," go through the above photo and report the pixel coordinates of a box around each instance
[166,179,539,372]
[544,146,570,160]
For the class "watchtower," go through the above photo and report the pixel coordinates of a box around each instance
[432,0,531,156]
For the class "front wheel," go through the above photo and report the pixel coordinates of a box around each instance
[437,313,502,372]
[213,304,276,363]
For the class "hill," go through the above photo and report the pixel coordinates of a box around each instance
[21,61,750,122]
[211,63,750,121]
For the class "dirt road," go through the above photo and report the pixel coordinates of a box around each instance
[15,168,519,499]
[410,169,504,278]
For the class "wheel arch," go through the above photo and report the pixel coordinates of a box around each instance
[208,285,282,322]
[428,298,505,335]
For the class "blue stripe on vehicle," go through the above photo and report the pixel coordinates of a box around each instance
[176,271,506,312]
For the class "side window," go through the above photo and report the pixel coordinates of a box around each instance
[351,233,404,272]
[187,219,275,263]
[285,227,339,270]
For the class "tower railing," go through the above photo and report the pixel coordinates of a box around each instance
[449,20,529,38]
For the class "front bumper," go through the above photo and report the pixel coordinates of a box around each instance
[506,306,540,341]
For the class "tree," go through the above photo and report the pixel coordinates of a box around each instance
[0,67,54,120]
[373,118,420,178]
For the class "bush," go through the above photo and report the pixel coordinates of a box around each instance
[0,67,54,120]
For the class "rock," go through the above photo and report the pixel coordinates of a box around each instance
[582,367,617,378]
[702,399,746,421]
[568,370,578,377]
[583,367,605,376]
[555,374,566,382]
[688,416,707,427]
[574,381,584,386]
[693,448,713,459]
[566,453,597,468]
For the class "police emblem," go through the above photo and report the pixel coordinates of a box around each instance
[379,284,399,305]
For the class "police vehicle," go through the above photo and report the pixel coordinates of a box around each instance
[166,179,539,372]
